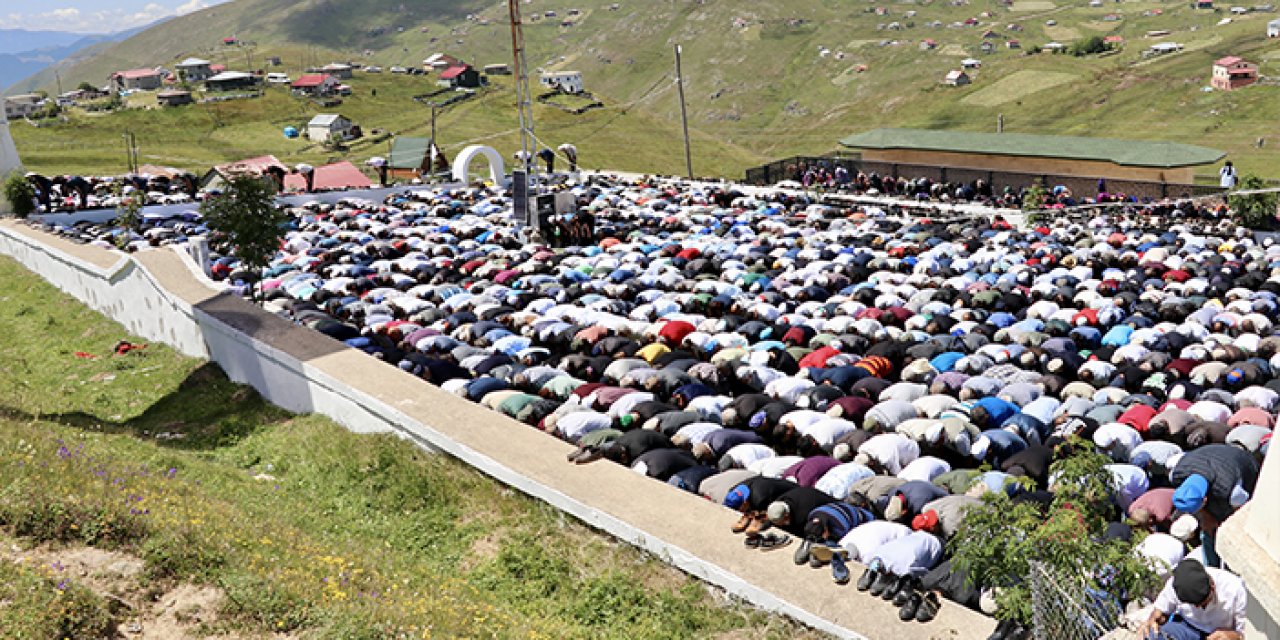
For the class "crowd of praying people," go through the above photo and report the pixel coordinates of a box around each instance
[28,173,1269,640]
[23,170,199,212]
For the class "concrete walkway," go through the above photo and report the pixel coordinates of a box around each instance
[3,221,997,640]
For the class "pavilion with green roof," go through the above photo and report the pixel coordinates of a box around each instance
[839,128,1225,186]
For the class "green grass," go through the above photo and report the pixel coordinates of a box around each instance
[11,0,1280,179]
[0,255,818,640]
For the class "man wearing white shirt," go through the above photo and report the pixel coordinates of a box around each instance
[1140,559,1245,640]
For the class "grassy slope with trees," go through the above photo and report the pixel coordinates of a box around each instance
[10,0,1280,179]
[0,255,817,639]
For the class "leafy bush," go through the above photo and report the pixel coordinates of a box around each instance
[1069,35,1112,56]
[199,174,288,301]
[1021,179,1049,211]
[1228,174,1278,229]
[949,442,1159,625]
[3,171,37,218]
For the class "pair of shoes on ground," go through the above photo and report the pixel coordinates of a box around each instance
[744,531,792,551]
[796,541,850,583]
[987,618,1030,640]
[899,590,941,623]
[731,513,772,536]
[856,568,940,623]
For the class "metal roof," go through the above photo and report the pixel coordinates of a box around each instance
[839,128,1225,168]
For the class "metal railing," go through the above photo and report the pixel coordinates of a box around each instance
[1028,561,1125,640]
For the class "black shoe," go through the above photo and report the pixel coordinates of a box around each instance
[916,592,940,623]
[793,539,812,565]
[987,618,1015,640]
[899,592,923,621]
[893,580,918,607]
[869,571,896,597]
[882,575,910,601]
[744,534,762,549]
[1006,623,1030,640]
[857,567,878,591]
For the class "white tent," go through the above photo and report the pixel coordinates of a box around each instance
[0,109,23,212]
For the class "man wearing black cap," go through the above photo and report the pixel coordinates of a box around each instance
[1139,559,1246,640]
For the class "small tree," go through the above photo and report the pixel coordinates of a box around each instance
[1021,179,1050,212]
[1069,35,1111,57]
[1228,174,1278,230]
[949,442,1159,628]
[2,171,37,218]
[77,82,97,93]
[198,174,287,301]
[113,185,143,249]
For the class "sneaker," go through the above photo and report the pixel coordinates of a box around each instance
[856,567,878,591]
[869,571,897,597]
[899,592,923,622]
[793,540,812,565]
[831,554,851,585]
[731,513,752,534]
[809,553,825,568]
[916,591,941,623]
[744,534,762,549]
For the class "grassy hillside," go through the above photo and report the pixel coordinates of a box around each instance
[0,254,818,638]
[10,0,1280,178]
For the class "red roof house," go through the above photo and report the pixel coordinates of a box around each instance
[282,161,372,192]
[291,73,339,95]
[1211,56,1258,91]
[437,64,481,88]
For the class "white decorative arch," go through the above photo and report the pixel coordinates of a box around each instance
[451,144,505,183]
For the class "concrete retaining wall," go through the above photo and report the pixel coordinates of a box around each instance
[0,220,995,640]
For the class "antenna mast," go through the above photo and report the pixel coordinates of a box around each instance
[508,0,536,181]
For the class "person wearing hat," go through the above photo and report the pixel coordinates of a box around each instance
[1138,559,1245,640]
[1170,444,1259,567]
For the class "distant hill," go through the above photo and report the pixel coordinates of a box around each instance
[0,30,87,55]
[11,0,1280,178]
[1,25,155,93]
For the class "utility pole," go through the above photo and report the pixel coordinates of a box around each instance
[674,44,693,180]
[508,0,536,181]
[55,70,63,98]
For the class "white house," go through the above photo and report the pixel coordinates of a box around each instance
[944,70,972,85]
[307,113,355,143]
[175,57,213,82]
[3,94,44,120]
[1269,18,1280,36]
[539,70,584,93]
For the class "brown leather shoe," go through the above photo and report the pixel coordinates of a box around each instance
[731,512,753,534]
[745,515,771,536]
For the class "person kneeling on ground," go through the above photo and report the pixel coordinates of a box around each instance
[1139,559,1245,640]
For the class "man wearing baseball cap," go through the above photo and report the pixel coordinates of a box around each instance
[1170,444,1259,567]
[1138,559,1246,640]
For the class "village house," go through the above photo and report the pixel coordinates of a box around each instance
[944,70,972,85]
[306,113,356,143]
[156,90,193,107]
[291,74,340,96]
[175,57,213,82]
[1268,18,1280,36]
[204,71,259,92]
[438,64,482,88]
[961,57,982,68]
[110,68,163,92]
[539,70,584,93]
[424,53,464,71]
[483,63,511,75]
[319,63,354,79]
[1211,56,1259,90]
[3,94,44,120]
[388,137,450,178]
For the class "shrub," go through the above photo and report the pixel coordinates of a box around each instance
[3,171,37,218]
[1069,35,1111,56]
[949,442,1159,626]
[1228,174,1278,229]
[0,559,116,638]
